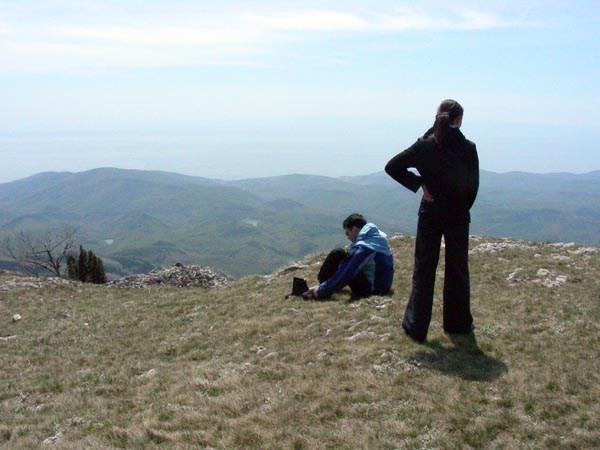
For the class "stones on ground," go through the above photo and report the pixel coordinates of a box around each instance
[506,269,524,284]
[540,275,568,288]
[347,331,377,341]
[470,241,538,254]
[536,268,551,277]
[0,264,227,290]
[138,368,157,379]
[42,432,62,445]
[1,274,77,292]
[106,264,228,289]
[12,314,22,322]
[534,268,568,287]
[507,267,569,288]
[569,247,599,255]
[370,315,386,322]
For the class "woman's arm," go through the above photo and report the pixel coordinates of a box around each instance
[468,143,479,208]
[385,140,423,193]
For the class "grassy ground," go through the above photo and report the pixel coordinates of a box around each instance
[1,236,599,449]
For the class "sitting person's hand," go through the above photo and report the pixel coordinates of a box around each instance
[302,287,319,300]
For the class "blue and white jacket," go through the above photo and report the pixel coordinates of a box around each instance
[317,223,394,298]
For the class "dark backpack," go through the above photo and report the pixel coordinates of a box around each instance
[285,277,309,299]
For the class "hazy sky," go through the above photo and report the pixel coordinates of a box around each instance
[1,1,599,182]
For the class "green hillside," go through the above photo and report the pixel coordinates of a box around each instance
[2,168,600,279]
[0,168,344,278]
[1,236,598,448]
[232,170,600,246]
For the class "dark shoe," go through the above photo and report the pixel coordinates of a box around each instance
[402,323,426,343]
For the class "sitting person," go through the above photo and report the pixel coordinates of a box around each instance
[303,213,394,300]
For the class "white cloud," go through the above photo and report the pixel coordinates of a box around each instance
[244,10,369,31]
[60,25,263,47]
[0,3,528,73]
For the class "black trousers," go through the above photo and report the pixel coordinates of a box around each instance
[402,214,473,341]
[318,248,371,298]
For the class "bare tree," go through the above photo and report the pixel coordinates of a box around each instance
[1,226,77,277]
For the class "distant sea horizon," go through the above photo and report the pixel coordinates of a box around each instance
[2,124,598,184]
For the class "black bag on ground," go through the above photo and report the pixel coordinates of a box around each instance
[285,277,309,299]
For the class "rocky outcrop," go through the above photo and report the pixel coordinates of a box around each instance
[0,273,78,292]
[106,263,228,289]
[0,264,228,291]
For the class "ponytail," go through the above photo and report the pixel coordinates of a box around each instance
[433,99,463,147]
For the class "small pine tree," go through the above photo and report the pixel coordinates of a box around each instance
[92,254,107,284]
[67,246,107,284]
[67,255,78,280]
[77,246,87,282]
[87,250,97,282]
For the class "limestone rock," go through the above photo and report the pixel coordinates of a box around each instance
[106,264,228,289]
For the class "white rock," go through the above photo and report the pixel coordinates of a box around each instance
[536,268,552,277]
[569,247,599,255]
[552,242,576,248]
[370,315,386,323]
[506,269,522,283]
[139,368,157,378]
[346,331,377,341]
[42,432,62,445]
[470,242,538,254]
[542,276,568,288]
[12,314,22,322]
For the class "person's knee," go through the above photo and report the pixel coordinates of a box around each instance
[318,248,348,283]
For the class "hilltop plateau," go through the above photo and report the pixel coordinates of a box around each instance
[1,235,598,449]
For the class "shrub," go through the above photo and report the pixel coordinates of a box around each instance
[67,246,107,284]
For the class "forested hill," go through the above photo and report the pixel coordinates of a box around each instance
[0,167,598,277]
[232,169,600,246]
[0,168,342,278]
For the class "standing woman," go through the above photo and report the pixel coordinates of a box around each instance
[385,99,479,342]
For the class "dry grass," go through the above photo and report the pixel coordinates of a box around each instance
[1,236,599,449]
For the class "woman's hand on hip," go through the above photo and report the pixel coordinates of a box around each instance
[422,185,435,202]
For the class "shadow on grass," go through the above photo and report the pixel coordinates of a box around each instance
[408,333,508,382]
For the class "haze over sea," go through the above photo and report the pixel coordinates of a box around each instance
[2,119,597,184]
[2,1,599,183]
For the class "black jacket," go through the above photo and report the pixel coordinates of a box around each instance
[385,127,479,224]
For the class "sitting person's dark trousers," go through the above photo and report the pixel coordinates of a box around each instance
[305,213,394,300]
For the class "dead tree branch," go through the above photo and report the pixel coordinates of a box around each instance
[1,226,77,277]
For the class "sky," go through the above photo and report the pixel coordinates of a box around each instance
[1,0,599,182]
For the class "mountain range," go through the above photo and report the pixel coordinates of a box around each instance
[1,167,599,277]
